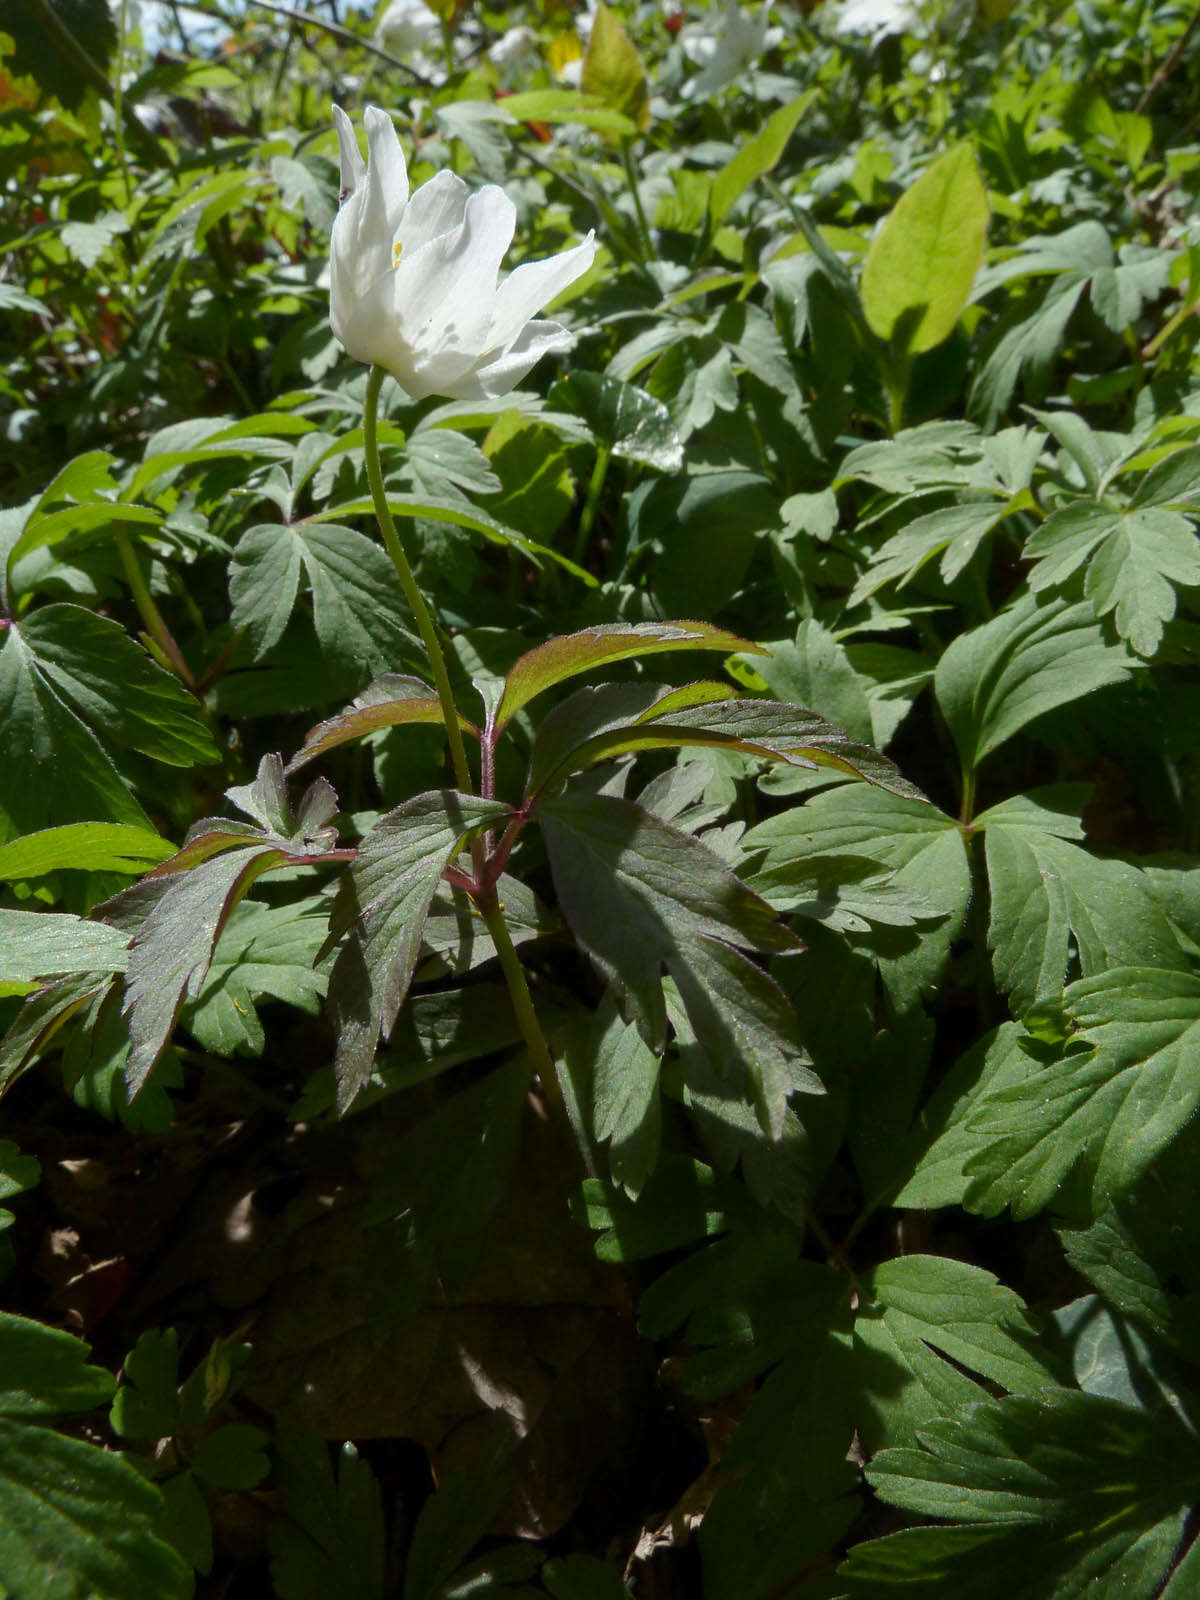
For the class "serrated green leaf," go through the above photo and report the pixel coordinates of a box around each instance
[122,844,295,1095]
[854,1255,1057,1450]
[269,1419,385,1600]
[1025,502,1200,656]
[746,620,875,744]
[0,626,152,838]
[935,592,1135,775]
[0,1312,188,1599]
[326,790,509,1107]
[572,1155,746,1262]
[964,967,1200,1219]
[851,498,1021,604]
[531,692,924,804]
[17,605,218,767]
[229,521,418,673]
[978,789,1185,1013]
[184,900,331,1057]
[861,145,989,356]
[743,786,971,1011]
[592,1005,661,1199]
[495,621,757,732]
[843,1390,1200,1599]
[891,1023,1036,1210]
[1058,1117,1200,1364]
[541,791,805,1134]
[128,413,316,500]
[0,1141,38,1233]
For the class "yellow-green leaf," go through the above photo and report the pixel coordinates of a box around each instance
[581,2,650,134]
[861,144,989,357]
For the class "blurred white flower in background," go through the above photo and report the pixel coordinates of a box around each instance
[329,105,596,400]
[488,24,539,72]
[831,0,923,37]
[681,0,782,99]
[375,0,442,57]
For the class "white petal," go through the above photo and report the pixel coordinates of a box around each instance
[332,103,364,201]
[483,232,596,359]
[392,184,516,358]
[363,105,409,221]
[464,319,575,400]
[395,169,469,257]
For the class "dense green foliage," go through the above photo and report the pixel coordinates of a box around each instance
[3,0,1200,1594]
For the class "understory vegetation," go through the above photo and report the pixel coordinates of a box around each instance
[4,0,1200,1594]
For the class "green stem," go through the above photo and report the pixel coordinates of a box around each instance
[115,529,196,689]
[620,140,653,261]
[572,445,610,568]
[363,365,473,796]
[478,893,569,1140]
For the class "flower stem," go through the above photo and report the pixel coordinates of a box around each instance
[115,528,196,690]
[572,444,610,568]
[477,891,569,1139]
[363,365,474,796]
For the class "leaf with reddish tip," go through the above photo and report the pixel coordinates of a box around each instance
[286,675,478,775]
[495,621,760,732]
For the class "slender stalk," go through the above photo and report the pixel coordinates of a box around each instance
[362,366,473,796]
[619,141,653,262]
[572,445,610,568]
[477,893,568,1137]
[115,529,196,689]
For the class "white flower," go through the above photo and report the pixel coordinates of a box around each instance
[831,0,921,37]
[330,106,596,401]
[375,0,442,55]
[488,24,538,71]
[681,0,780,99]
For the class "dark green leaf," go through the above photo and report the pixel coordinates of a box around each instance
[110,1328,181,1440]
[964,967,1200,1219]
[18,605,217,766]
[541,791,805,1134]
[326,790,509,1107]
[978,789,1185,1013]
[935,592,1135,773]
[843,1390,1200,1599]
[269,1419,385,1600]
[548,372,684,471]
[229,522,417,673]
[0,1312,188,1599]
[854,1255,1056,1449]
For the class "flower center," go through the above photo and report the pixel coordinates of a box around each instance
[392,240,404,267]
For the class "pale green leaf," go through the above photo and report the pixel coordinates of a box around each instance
[861,145,989,356]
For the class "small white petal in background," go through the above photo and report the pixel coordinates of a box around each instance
[681,0,782,100]
[329,106,596,401]
[488,24,539,71]
[831,0,923,37]
[375,0,442,55]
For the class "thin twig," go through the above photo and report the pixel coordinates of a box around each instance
[168,0,437,85]
[1137,0,1200,113]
